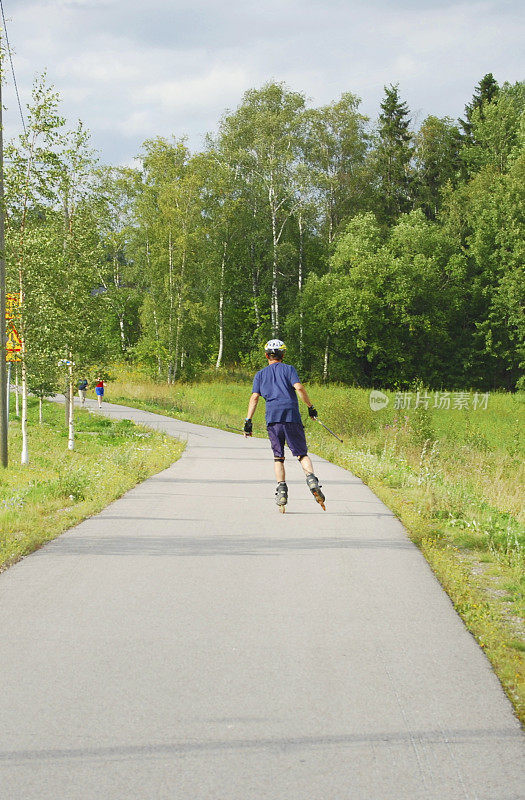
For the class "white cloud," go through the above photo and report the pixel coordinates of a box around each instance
[113,110,161,137]
[57,51,142,83]
[2,0,523,165]
[139,66,250,110]
[54,0,117,6]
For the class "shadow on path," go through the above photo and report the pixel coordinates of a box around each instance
[48,534,414,556]
[2,727,522,764]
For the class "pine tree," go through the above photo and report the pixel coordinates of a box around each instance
[460,73,499,138]
[373,84,413,224]
[414,116,463,219]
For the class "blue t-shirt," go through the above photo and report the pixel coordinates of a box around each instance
[252,362,302,424]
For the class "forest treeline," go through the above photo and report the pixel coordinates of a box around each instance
[7,73,525,404]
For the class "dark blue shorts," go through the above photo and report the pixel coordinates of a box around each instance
[267,422,308,459]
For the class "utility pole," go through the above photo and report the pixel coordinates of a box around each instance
[0,49,8,467]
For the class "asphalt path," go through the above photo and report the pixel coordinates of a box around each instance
[0,399,523,799]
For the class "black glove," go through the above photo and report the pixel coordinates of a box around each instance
[243,419,253,435]
[308,406,318,419]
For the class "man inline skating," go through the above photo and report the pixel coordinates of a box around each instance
[243,339,325,513]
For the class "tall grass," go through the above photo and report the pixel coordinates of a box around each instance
[110,365,525,722]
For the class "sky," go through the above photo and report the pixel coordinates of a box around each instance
[2,0,523,165]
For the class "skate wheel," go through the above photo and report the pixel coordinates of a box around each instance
[279,505,286,513]
[313,492,326,511]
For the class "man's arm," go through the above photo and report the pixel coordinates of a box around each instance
[246,392,260,419]
[294,382,318,418]
[244,392,260,436]
[294,382,313,408]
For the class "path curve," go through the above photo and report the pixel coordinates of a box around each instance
[0,399,523,799]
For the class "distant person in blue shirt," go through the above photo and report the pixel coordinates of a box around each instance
[243,339,325,512]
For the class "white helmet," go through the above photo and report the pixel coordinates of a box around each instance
[264,339,286,354]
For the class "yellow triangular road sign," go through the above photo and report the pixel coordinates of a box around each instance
[6,324,22,352]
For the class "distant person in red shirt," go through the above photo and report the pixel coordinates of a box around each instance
[95,378,104,409]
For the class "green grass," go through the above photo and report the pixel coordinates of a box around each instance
[110,365,525,723]
[0,396,184,569]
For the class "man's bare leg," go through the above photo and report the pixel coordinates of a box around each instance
[274,459,286,482]
[274,459,287,512]
[298,454,313,475]
[298,454,326,510]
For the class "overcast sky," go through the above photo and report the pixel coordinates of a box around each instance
[2,0,523,165]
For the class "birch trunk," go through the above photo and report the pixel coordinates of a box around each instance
[173,246,186,381]
[15,366,19,417]
[328,186,335,245]
[152,308,162,378]
[323,336,330,383]
[215,241,227,371]
[68,360,74,451]
[64,375,70,426]
[6,364,11,422]
[20,355,28,464]
[268,174,296,337]
[118,316,126,352]
[250,201,261,333]
[39,396,43,425]
[167,231,174,383]
[269,188,279,335]
[146,237,162,377]
[16,116,37,465]
[251,252,261,333]
[113,257,127,353]
[324,194,334,382]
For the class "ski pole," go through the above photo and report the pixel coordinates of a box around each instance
[315,417,343,443]
[226,424,247,433]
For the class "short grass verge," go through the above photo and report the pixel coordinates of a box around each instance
[110,365,525,723]
[0,396,184,570]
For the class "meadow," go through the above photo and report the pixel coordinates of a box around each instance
[110,365,525,722]
[0,396,184,571]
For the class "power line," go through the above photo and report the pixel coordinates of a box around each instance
[0,0,26,136]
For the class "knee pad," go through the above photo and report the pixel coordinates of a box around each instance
[297,454,308,461]
[274,457,285,462]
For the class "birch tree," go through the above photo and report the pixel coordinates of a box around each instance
[5,77,64,463]
[196,146,245,369]
[55,121,101,448]
[303,92,369,376]
[94,167,142,356]
[136,139,206,380]
[305,92,370,244]
[218,83,306,336]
